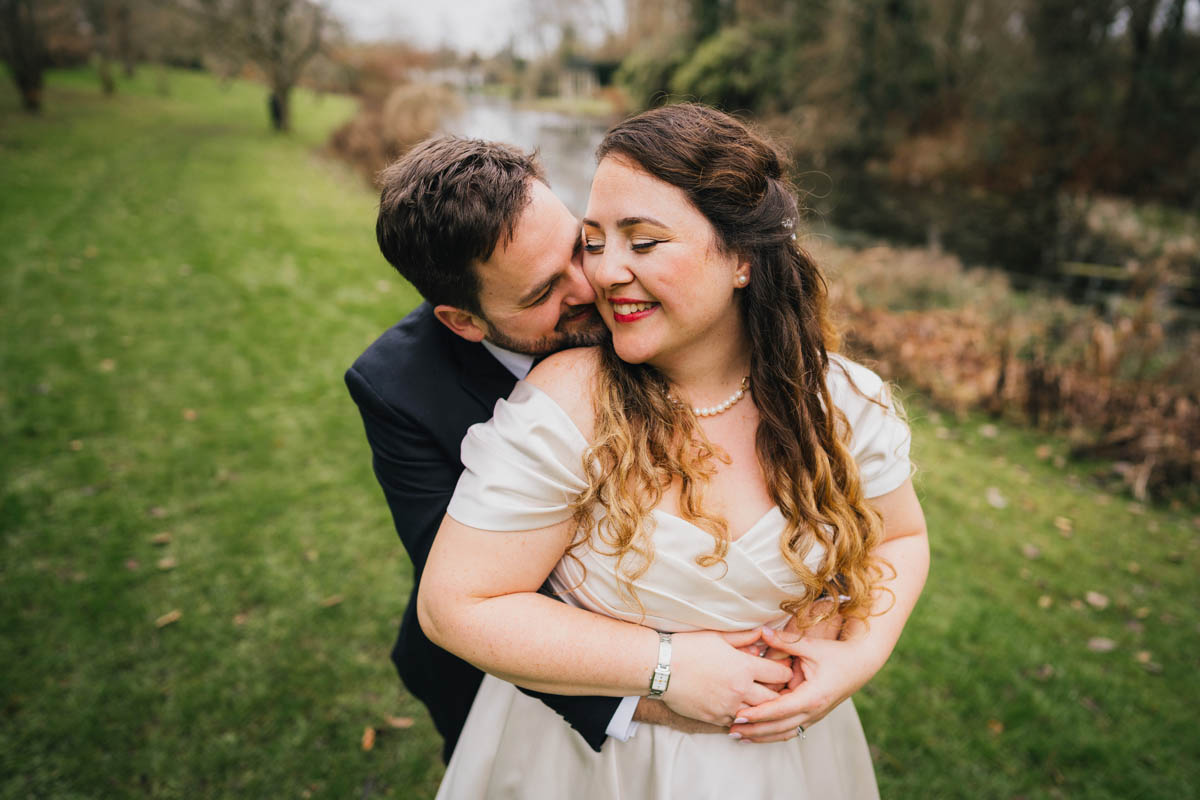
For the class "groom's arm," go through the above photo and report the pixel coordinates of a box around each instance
[346,366,630,751]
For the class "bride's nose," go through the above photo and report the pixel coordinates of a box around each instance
[586,248,634,290]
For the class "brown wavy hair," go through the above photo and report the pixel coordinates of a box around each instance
[571,104,890,628]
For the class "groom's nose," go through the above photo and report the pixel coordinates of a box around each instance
[561,259,596,306]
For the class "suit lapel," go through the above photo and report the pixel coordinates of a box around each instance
[450,334,519,414]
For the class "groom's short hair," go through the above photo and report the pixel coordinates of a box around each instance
[376,136,545,314]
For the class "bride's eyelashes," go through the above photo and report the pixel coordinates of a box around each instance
[582,238,669,254]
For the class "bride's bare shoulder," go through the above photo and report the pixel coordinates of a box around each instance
[523,346,601,439]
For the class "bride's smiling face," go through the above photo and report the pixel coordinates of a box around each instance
[581,156,749,367]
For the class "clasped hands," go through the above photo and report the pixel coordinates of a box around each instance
[652,612,882,743]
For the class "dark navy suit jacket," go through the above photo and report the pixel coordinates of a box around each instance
[345,302,619,763]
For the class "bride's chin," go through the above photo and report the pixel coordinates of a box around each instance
[613,342,653,365]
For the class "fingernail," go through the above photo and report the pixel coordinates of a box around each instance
[728,732,742,740]
[734,717,749,724]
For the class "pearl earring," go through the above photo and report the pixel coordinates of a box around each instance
[736,275,748,286]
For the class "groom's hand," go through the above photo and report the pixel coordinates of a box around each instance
[632,698,726,734]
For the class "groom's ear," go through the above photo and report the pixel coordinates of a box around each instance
[433,304,489,343]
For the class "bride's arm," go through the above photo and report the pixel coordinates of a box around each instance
[727,477,930,741]
[417,512,792,726]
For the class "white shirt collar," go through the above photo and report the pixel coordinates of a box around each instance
[481,340,536,380]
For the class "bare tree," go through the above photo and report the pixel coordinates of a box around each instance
[0,0,49,110]
[176,0,329,131]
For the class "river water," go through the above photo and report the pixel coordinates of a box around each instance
[438,95,614,216]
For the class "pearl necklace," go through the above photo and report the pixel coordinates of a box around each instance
[670,376,750,418]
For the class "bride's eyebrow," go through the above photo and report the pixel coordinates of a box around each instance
[580,216,669,230]
[616,216,668,229]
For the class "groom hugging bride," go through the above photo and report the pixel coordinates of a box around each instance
[347,104,928,798]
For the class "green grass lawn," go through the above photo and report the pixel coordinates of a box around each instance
[2,68,1198,799]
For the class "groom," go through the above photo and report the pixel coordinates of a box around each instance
[348,136,750,763]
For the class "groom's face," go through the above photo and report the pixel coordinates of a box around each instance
[471,180,607,356]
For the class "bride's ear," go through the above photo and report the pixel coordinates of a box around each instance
[434,304,488,343]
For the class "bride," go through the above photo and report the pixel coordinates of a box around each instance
[418,103,929,798]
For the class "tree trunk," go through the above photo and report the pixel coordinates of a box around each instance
[97,53,116,94]
[115,1,135,78]
[269,85,290,131]
[18,76,43,112]
[1,0,46,112]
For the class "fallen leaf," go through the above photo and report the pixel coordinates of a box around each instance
[124,559,139,571]
[1135,650,1152,664]
[182,408,197,421]
[1085,592,1109,610]
[361,726,375,751]
[1038,595,1053,609]
[986,487,1008,509]
[1087,637,1117,653]
[1070,599,1084,610]
[69,440,83,451]
[987,719,1004,735]
[1052,455,1067,469]
[385,716,415,729]
[319,594,344,608]
[83,244,98,258]
[155,609,182,628]
[304,549,319,563]
[98,358,116,372]
[1134,607,1151,619]
[233,613,249,626]
[1126,561,1140,574]
[147,506,167,519]
[1033,663,1055,681]
[979,424,998,439]
[1021,544,1041,560]
[1035,444,1053,460]
[1053,516,1073,535]
[157,556,177,570]
[151,532,172,545]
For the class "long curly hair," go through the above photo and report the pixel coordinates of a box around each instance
[570,104,890,628]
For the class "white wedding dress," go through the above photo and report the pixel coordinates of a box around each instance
[436,356,911,799]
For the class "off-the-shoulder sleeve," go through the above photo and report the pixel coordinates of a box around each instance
[446,381,590,531]
[828,355,913,498]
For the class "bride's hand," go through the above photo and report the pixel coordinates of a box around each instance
[726,626,885,743]
[660,629,793,727]
[757,599,843,671]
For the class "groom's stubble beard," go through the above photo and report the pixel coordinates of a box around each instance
[482,307,610,357]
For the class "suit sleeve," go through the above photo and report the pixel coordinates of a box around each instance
[344,366,621,752]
